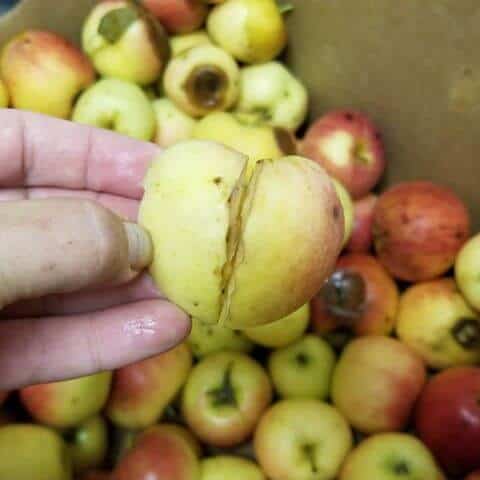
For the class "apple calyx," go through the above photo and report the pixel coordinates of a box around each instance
[184,65,229,111]
[392,460,410,475]
[302,443,318,474]
[451,318,480,349]
[207,364,237,408]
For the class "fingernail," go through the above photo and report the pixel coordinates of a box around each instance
[123,222,153,271]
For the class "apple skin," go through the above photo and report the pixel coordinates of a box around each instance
[0,78,9,107]
[331,336,426,434]
[105,342,192,429]
[455,232,480,311]
[82,0,170,86]
[200,455,265,480]
[396,278,480,369]
[141,0,208,34]
[268,334,336,400]
[373,181,471,282]
[0,424,73,480]
[243,303,310,348]
[19,372,112,429]
[170,30,212,57]
[301,110,386,199]
[113,423,200,480]
[339,433,445,480]
[0,30,95,119]
[181,351,273,448]
[415,366,480,477]
[345,194,378,253]
[254,399,353,480]
[331,178,354,247]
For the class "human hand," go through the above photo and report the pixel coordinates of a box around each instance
[0,109,190,390]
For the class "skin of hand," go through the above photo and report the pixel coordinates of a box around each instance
[0,108,191,390]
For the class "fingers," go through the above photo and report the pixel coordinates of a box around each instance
[0,109,160,198]
[0,300,191,390]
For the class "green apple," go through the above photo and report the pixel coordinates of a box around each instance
[254,399,353,480]
[235,61,308,131]
[331,178,354,247]
[188,317,254,358]
[339,433,445,480]
[207,0,287,64]
[72,78,156,141]
[19,372,112,429]
[0,424,72,480]
[170,30,212,57]
[244,304,310,348]
[0,30,95,118]
[82,0,170,85]
[268,334,336,400]
[0,78,9,108]
[456,232,480,310]
[181,351,273,447]
[163,44,240,117]
[106,342,192,429]
[200,455,265,480]
[138,140,344,328]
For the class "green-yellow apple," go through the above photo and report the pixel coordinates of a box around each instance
[0,78,9,108]
[235,61,308,131]
[181,351,273,447]
[268,334,336,400]
[331,336,426,434]
[153,97,197,148]
[72,78,156,141]
[332,178,354,247]
[163,44,239,117]
[396,278,480,369]
[244,303,309,348]
[113,423,200,480]
[192,111,298,175]
[200,455,265,480]
[170,30,212,57]
[188,317,254,358]
[106,342,192,429]
[455,232,480,310]
[0,30,95,118]
[254,399,353,480]
[339,433,445,480]
[82,0,170,85]
[0,424,73,480]
[138,140,344,328]
[20,372,112,429]
[207,0,287,64]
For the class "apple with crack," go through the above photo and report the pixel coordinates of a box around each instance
[200,455,265,480]
[345,193,378,253]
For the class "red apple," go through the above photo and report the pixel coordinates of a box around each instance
[372,181,470,282]
[345,194,377,253]
[141,0,208,34]
[415,366,480,477]
[301,110,385,199]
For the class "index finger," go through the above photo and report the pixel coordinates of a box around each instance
[0,109,160,199]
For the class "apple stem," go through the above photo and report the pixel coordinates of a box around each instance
[451,318,480,349]
[207,363,237,408]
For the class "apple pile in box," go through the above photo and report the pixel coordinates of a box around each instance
[1,0,480,479]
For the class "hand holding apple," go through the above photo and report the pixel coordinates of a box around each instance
[200,455,265,480]
[0,78,9,108]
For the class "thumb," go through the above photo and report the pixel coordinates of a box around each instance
[0,198,153,310]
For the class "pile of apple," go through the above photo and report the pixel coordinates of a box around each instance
[1,0,480,479]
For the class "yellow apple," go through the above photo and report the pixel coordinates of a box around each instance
[200,455,265,480]
[331,178,354,247]
[0,78,9,108]
[455,232,480,310]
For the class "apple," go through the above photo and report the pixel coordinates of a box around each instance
[181,351,272,447]
[200,455,265,480]
[301,110,386,199]
[235,61,308,131]
[82,0,170,85]
[311,254,399,345]
[456,232,480,310]
[72,78,156,141]
[163,44,239,118]
[415,366,480,477]
[268,334,336,400]
[192,111,298,175]
[139,140,344,328]
[396,278,480,369]
[466,471,480,480]
[244,303,310,348]
[373,181,471,282]
[254,399,353,480]
[114,423,200,480]
[0,424,73,480]
[331,336,426,434]
[141,0,208,34]
[345,194,377,253]
[188,318,254,358]
[0,78,9,108]
[170,30,212,57]
[331,178,354,247]
[106,342,192,429]
[0,30,95,119]
[339,433,445,480]
[20,372,112,429]
[207,0,287,64]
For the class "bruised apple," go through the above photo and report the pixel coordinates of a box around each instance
[138,140,344,328]
[0,78,9,108]
[346,194,377,253]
